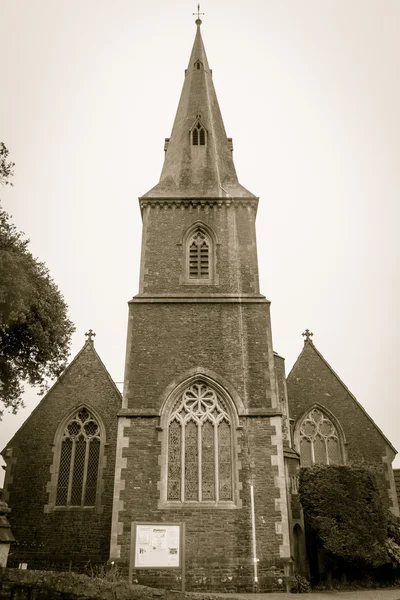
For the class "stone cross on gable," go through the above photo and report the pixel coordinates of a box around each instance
[302,329,313,342]
[85,329,96,343]
[193,3,205,22]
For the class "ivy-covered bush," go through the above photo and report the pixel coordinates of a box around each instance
[299,465,388,568]
[385,513,400,565]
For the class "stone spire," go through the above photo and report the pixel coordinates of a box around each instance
[142,18,255,199]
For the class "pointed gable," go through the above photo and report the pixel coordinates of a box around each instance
[287,337,396,462]
[2,338,121,456]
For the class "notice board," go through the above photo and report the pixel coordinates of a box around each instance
[131,523,182,569]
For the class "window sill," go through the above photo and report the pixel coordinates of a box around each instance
[158,500,239,510]
[45,505,97,512]
[183,279,215,285]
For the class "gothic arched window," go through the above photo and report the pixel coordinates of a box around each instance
[181,222,218,285]
[166,382,234,504]
[189,228,210,279]
[55,407,102,507]
[192,122,206,146]
[299,407,343,466]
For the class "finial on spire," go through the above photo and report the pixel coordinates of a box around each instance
[85,329,96,343]
[193,3,205,25]
[302,329,314,343]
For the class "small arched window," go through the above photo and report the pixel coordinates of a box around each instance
[299,408,343,466]
[194,60,203,70]
[55,407,102,507]
[166,381,234,503]
[181,222,218,286]
[188,228,209,279]
[192,122,206,146]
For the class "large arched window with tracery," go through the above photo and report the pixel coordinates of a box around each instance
[55,407,102,507]
[299,407,343,466]
[166,382,233,503]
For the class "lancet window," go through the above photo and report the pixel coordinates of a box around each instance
[55,407,102,507]
[299,408,343,466]
[192,122,206,146]
[188,228,210,279]
[167,382,233,503]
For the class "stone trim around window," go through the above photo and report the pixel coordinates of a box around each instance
[45,404,107,514]
[190,115,207,146]
[179,221,219,285]
[294,404,346,467]
[158,376,242,509]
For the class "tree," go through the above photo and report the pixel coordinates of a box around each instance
[299,465,388,569]
[0,144,75,415]
[0,143,15,186]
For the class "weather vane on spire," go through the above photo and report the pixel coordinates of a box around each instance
[193,3,205,24]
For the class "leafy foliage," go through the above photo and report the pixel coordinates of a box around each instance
[0,144,74,414]
[0,143,15,186]
[299,465,388,568]
[385,537,400,565]
[385,513,400,565]
[85,561,124,582]
[387,512,400,546]
[289,574,312,593]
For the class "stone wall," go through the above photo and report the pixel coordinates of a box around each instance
[0,568,287,599]
[287,340,398,515]
[124,302,275,413]
[138,203,260,296]
[2,342,121,568]
[116,415,289,591]
[0,569,182,600]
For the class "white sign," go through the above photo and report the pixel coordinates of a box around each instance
[134,524,180,568]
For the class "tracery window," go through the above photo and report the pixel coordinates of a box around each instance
[299,408,343,466]
[167,382,233,503]
[188,228,210,279]
[55,407,101,507]
[192,122,206,146]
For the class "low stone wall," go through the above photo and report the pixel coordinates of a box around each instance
[0,569,233,600]
[129,563,289,593]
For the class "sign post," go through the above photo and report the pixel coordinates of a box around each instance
[130,522,185,593]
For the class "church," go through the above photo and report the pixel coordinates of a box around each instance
[1,15,398,593]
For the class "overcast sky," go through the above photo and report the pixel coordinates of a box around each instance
[1,0,399,482]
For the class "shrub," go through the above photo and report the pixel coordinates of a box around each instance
[299,465,388,568]
[289,574,311,593]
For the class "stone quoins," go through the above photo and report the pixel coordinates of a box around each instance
[139,198,258,211]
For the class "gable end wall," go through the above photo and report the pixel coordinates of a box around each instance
[287,343,397,513]
[3,344,121,569]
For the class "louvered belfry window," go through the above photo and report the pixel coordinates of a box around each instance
[299,408,343,467]
[56,407,101,507]
[167,382,233,503]
[189,229,209,279]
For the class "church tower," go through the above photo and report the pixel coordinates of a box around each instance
[111,16,291,591]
